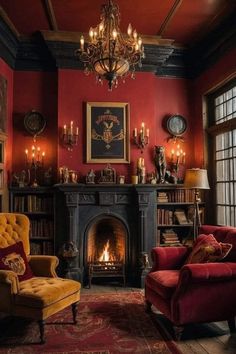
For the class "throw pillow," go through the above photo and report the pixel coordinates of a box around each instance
[0,241,34,281]
[185,233,232,264]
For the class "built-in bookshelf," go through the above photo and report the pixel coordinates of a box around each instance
[156,185,205,246]
[9,187,55,255]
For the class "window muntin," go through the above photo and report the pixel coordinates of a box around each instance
[213,83,236,225]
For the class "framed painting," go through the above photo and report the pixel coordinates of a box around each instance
[86,102,130,163]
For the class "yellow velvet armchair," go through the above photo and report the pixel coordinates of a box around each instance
[0,213,81,344]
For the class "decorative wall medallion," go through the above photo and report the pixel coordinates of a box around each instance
[99,192,115,205]
[24,109,46,139]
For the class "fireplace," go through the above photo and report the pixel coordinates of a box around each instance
[55,184,157,287]
[86,216,126,287]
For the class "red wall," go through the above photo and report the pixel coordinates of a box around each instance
[12,71,58,181]
[0,59,13,183]
[58,70,192,182]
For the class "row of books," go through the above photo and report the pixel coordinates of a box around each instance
[29,219,54,238]
[30,241,54,255]
[13,195,53,213]
[157,189,197,203]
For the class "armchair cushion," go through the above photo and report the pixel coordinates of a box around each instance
[185,234,232,264]
[145,270,179,299]
[0,241,34,281]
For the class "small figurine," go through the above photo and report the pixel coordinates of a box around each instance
[44,167,53,185]
[154,146,167,183]
[86,169,96,184]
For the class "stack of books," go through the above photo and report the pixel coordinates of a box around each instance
[157,192,168,202]
[161,229,181,246]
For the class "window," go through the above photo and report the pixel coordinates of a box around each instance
[207,80,236,226]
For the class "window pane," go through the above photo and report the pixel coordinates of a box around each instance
[212,84,236,226]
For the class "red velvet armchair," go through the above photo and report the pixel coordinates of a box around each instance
[145,225,236,339]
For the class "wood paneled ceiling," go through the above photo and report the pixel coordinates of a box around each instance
[0,0,234,47]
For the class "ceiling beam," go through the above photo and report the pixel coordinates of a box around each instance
[0,6,19,38]
[157,0,183,36]
[44,0,58,31]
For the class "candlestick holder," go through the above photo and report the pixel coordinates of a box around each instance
[170,144,186,173]
[25,146,45,187]
[133,122,149,153]
[63,121,79,151]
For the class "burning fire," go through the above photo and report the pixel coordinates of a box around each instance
[99,240,110,262]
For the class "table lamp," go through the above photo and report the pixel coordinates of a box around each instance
[184,168,210,240]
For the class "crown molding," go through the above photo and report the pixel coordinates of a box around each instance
[0,12,235,79]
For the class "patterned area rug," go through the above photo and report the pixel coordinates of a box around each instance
[0,291,182,354]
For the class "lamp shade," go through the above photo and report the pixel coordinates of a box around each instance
[184,168,210,189]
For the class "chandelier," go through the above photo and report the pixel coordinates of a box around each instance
[75,0,145,90]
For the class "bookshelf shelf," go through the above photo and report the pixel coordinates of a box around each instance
[156,185,205,246]
[9,187,55,255]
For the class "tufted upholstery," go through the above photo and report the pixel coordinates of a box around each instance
[0,213,81,344]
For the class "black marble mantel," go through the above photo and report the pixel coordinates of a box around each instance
[54,184,157,287]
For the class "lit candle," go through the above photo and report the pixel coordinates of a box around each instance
[70,121,73,135]
[134,128,137,137]
[63,124,67,134]
[133,29,137,39]
[112,29,117,40]
[127,23,132,36]
[146,128,149,137]
[171,149,174,162]
[37,147,40,162]
[76,126,79,135]
[176,151,180,164]
[141,122,145,138]
[80,36,84,51]
[25,149,28,163]
[182,152,186,164]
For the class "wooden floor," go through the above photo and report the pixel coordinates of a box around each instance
[81,283,236,354]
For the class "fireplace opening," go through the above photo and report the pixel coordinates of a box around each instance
[86,216,127,287]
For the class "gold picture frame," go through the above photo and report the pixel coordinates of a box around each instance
[86,102,130,163]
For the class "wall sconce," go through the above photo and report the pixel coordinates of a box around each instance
[170,144,186,172]
[63,121,79,151]
[133,122,149,153]
[25,145,45,187]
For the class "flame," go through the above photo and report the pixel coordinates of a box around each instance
[99,240,110,262]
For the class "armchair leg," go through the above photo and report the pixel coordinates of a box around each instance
[38,320,45,344]
[145,299,152,313]
[173,325,184,341]
[227,318,236,333]
[72,301,79,324]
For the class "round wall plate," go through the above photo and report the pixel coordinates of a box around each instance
[166,114,187,136]
[24,110,46,136]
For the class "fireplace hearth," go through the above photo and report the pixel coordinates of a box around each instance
[55,184,157,287]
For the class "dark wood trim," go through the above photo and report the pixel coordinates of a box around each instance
[206,119,236,136]
[44,0,58,31]
[0,6,19,38]
[158,0,183,36]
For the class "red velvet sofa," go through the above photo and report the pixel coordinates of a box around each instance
[145,225,236,339]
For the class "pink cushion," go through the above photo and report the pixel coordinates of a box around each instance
[185,234,232,264]
[0,241,34,281]
[145,270,179,299]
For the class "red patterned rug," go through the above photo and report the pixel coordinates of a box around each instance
[0,291,182,354]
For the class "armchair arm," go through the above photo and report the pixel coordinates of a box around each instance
[0,270,19,294]
[28,255,59,277]
[151,246,190,271]
[179,262,236,285]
